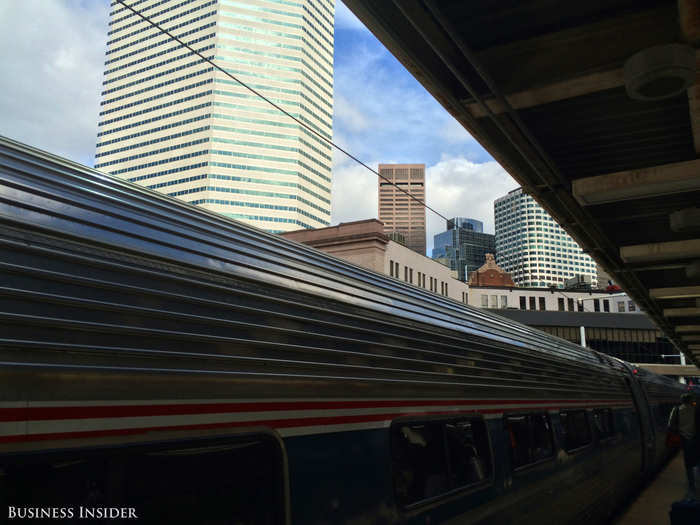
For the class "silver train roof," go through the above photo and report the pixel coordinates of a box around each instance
[0,135,625,368]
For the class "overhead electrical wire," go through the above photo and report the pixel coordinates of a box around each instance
[114,0,452,224]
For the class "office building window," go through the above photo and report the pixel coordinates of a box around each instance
[529,297,536,310]
[577,300,583,312]
[628,301,636,312]
[567,298,574,311]
[558,298,565,311]
[404,266,408,281]
[539,297,545,311]
[490,295,498,308]
[520,296,526,310]
[593,299,600,312]
[500,296,507,309]
[617,301,626,312]
[481,295,488,307]
[603,300,610,312]
[409,268,413,284]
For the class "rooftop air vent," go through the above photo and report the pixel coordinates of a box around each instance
[623,44,696,101]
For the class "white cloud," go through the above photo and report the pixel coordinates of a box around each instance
[331,145,379,224]
[425,157,517,254]
[0,0,109,165]
[329,154,517,256]
[334,94,369,133]
[439,117,477,145]
[335,1,367,31]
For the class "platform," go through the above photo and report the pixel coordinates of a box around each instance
[614,454,688,525]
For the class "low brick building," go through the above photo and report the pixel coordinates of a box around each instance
[467,253,515,287]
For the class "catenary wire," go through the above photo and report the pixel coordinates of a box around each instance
[113,0,452,225]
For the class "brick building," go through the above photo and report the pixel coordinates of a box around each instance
[467,253,515,287]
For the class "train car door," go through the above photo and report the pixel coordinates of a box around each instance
[621,368,654,474]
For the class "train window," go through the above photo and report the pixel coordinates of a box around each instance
[504,413,554,469]
[560,410,593,451]
[0,434,285,524]
[391,416,492,507]
[592,408,615,440]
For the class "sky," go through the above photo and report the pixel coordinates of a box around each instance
[0,0,517,255]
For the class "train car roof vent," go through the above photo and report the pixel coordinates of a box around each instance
[624,44,696,101]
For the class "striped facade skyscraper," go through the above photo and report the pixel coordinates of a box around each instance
[494,188,597,288]
[96,0,334,232]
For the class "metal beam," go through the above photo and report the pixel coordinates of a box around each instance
[634,363,700,376]
[671,208,700,233]
[465,70,624,118]
[474,4,678,95]
[664,307,700,317]
[620,239,700,264]
[650,286,700,299]
[677,325,700,333]
[681,0,700,152]
[467,52,700,118]
[572,159,700,206]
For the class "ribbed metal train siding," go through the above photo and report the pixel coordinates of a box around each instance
[0,137,631,406]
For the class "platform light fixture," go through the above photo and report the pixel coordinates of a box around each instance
[624,44,697,101]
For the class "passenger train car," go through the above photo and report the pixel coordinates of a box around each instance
[0,137,686,524]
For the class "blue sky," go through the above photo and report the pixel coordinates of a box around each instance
[0,0,517,254]
[333,2,493,166]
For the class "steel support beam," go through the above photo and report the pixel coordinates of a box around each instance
[665,307,700,317]
[573,159,700,206]
[650,286,700,299]
[620,239,700,264]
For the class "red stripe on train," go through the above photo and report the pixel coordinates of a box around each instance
[0,398,626,422]
[0,404,633,444]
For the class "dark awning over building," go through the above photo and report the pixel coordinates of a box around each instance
[345,0,700,365]
[492,310,657,330]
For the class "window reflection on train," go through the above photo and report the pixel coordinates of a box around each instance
[0,436,283,524]
[560,411,593,452]
[505,413,554,468]
[391,416,492,507]
[592,408,615,440]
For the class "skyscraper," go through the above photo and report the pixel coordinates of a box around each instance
[377,163,426,255]
[432,217,495,281]
[95,0,334,232]
[494,188,597,288]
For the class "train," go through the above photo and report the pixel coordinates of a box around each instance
[0,136,687,524]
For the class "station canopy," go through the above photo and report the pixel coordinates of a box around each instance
[345,0,700,366]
